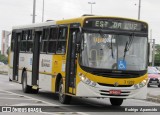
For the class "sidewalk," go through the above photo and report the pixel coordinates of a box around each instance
[0,65,8,75]
[147,90,160,103]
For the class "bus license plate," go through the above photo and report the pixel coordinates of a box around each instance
[109,90,121,95]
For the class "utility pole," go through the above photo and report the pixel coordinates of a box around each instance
[138,0,141,20]
[88,2,96,14]
[42,0,44,22]
[32,0,36,23]
[152,39,155,66]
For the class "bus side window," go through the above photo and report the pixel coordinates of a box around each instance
[48,27,58,53]
[26,30,33,52]
[11,31,16,51]
[56,27,68,54]
[20,31,28,52]
[41,28,50,53]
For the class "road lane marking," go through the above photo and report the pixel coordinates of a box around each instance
[0,97,35,100]
[11,103,47,106]
[129,99,160,106]
[0,89,58,106]
[0,89,90,115]
[0,93,19,95]
[77,112,90,115]
[41,112,90,115]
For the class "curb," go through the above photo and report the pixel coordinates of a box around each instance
[0,72,8,75]
[147,95,160,103]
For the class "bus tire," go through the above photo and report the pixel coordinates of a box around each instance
[158,84,160,87]
[147,84,150,87]
[32,88,39,94]
[110,98,123,106]
[9,78,12,82]
[59,79,72,104]
[22,71,32,93]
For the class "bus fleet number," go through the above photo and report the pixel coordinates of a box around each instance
[124,80,135,85]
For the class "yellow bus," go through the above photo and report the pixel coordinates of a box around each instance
[8,15,148,106]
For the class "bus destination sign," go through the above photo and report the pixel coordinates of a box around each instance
[84,19,147,32]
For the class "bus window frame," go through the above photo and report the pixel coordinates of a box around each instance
[47,26,58,54]
[56,26,68,55]
[40,27,50,54]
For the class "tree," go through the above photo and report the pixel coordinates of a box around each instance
[0,54,8,64]
[154,44,160,66]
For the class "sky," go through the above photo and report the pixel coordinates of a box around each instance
[0,0,160,49]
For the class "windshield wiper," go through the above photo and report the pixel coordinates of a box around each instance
[110,37,114,58]
[123,34,134,60]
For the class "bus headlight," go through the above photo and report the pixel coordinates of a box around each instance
[79,73,97,87]
[134,79,147,89]
[79,73,86,82]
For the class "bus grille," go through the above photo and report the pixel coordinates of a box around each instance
[98,83,133,87]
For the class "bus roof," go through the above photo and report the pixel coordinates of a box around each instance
[12,15,148,30]
[12,21,56,30]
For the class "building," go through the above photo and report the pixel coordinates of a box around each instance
[1,30,11,56]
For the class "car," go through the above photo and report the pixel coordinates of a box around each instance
[148,67,160,87]
[0,62,5,65]
[148,66,160,73]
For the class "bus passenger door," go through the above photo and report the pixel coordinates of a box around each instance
[65,24,79,95]
[32,31,42,86]
[13,32,21,81]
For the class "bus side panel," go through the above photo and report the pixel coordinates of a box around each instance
[18,53,33,85]
[38,54,53,91]
[39,74,52,91]
[51,55,66,93]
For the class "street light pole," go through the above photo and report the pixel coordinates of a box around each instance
[138,0,141,20]
[88,2,96,14]
[32,0,36,23]
[152,39,155,66]
[42,0,44,22]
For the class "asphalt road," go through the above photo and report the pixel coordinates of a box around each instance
[0,74,160,115]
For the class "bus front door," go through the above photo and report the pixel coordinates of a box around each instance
[32,31,42,87]
[65,29,78,95]
[13,33,21,81]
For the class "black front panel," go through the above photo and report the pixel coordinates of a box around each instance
[13,33,21,81]
[65,28,78,94]
[83,18,148,33]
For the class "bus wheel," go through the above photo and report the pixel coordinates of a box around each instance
[9,78,12,82]
[110,98,123,106]
[158,84,160,87]
[147,84,150,87]
[32,88,39,94]
[59,79,71,104]
[22,71,32,93]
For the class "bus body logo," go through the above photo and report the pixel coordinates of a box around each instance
[114,82,119,87]
[118,59,126,70]
[41,59,51,67]
[30,58,32,65]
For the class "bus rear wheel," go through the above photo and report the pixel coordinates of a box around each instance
[22,71,32,93]
[59,79,71,104]
[110,98,123,106]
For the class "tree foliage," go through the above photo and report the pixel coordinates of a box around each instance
[154,44,160,66]
[0,52,8,64]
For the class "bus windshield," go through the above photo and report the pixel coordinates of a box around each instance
[80,32,147,71]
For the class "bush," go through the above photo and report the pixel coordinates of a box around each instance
[0,54,8,64]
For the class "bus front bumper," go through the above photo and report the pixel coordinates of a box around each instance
[76,81,147,99]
